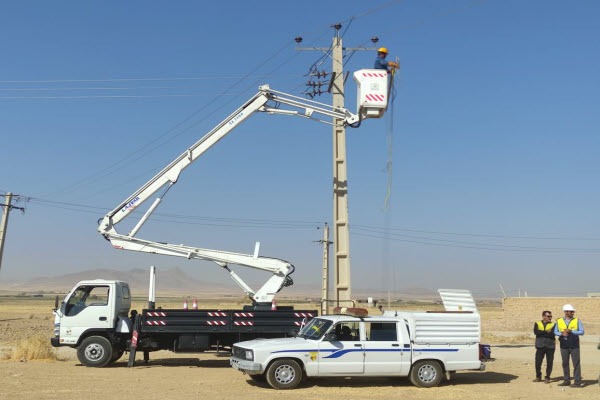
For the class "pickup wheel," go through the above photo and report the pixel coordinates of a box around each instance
[266,359,303,390]
[410,360,443,388]
[77,336,113,368]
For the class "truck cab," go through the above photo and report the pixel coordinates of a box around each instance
[52,280,131,348]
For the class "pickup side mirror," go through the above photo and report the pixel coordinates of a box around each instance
[323,333,338,342]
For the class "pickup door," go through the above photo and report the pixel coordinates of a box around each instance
[362,320,410,375]
[317,321,364,374]
[316,320,411,376]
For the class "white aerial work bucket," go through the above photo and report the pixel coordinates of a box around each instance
[353,69,389,119]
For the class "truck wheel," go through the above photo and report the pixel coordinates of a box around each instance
[410,360,443,388]
[266,359,302,390]
[77,336,113,368]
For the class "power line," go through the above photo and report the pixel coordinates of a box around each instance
[352,232,600,253]
[352,224,600,241]
[0,75,298,84]
[0,94,212,100]
[24,195,600,244]
[40,40,298,200]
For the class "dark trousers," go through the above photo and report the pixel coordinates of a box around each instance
[535,347,555,379]
[560,347,581,383]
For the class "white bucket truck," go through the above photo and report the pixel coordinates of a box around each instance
[230,289,485,389]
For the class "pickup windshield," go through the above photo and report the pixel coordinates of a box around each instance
[297,318,332,340]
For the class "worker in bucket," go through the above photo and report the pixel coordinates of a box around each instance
[374,47,399,73]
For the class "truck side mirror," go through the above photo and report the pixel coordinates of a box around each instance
[53,295,59,311]
[323,333,338,342]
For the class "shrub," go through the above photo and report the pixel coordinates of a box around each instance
[10,334,59,361]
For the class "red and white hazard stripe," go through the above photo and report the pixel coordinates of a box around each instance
[293,312,314,318]
[365,94,385,102]
[206,320,227,326]
[207,312,227,317]
[146,311,167,317]
[362,72,388,78]
[233,321,254,326]
[145,320,166,326]
[233,312,254,317]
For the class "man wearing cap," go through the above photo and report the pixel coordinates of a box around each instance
[554,304,585,387]
[374,47,399,72]
[533,310,555,383]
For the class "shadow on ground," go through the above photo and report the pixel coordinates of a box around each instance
[246,371,518,389]
[84,357,231,368]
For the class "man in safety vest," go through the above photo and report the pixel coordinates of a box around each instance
[533,310,555,383]
[554,304,585,387]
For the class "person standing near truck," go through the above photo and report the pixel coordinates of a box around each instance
[554,304,585,387]
[533,310,555,383]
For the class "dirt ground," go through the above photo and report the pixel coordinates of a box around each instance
[1,297,599,400]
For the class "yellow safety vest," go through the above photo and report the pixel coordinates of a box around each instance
[556,317,578,332]
[536,321,555,332]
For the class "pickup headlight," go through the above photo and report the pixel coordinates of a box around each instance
[53,323,60,337]
[244,349,254,361]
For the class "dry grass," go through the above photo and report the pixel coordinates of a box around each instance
[5,334,59,361]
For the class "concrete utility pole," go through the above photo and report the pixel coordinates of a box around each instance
[296,25,378,307]
[329,27,352,307]
[0,192,13,272]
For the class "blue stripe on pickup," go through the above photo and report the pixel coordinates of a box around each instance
[324,348,403,359]
[271,347,459,358]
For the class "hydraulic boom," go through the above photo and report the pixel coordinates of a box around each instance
[98,85,369,305]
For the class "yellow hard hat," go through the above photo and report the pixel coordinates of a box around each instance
[378,47,388,54]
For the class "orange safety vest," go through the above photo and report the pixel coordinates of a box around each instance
[536,321,555,332]
[556,317,578,332]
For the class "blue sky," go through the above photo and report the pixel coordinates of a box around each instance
[1,1,599,298]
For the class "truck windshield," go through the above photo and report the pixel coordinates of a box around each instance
[297,318,332,340]
[65,285,110,316]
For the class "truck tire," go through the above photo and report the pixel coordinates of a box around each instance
[410,360,443,388]
[77,336,113,368]
[266,359,302,390]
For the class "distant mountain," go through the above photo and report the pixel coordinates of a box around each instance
[0,268,493,300]
[0,267,234,296]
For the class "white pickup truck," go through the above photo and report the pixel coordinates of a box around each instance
[230,289,486,389]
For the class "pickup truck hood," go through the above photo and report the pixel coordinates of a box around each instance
[235,336,314,351]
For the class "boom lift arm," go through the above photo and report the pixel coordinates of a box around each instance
[98,85,365,305]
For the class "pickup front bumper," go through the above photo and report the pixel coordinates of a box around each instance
[230,357,263,374]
